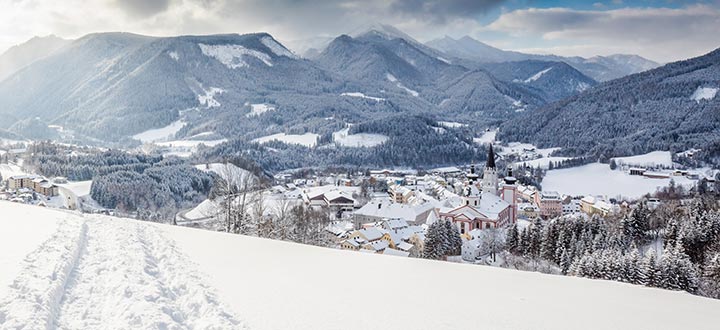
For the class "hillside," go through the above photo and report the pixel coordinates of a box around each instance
[479,60,597,101]
[0,35,69,82]
[1,201,720,330]
[498,47,720,162]
[426,35,660,81]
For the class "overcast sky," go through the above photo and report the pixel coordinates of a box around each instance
[1,0,719,62]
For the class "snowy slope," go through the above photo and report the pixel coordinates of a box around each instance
[251,133,319,147]
[543,163,694,199]
[612,151,673,168]
[2,202,720,330]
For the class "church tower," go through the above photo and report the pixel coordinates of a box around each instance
[462,164,481,207]
[481,145,499,195]
[501,167,518,224]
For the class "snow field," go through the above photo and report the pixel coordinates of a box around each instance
[332,128,388,147]
[246,103,275,117]
[543,163,695,199]
[251,132,319,148]
[340,92,385,102]
[0,203,245,329]
[612,151,673,168]
[1,203,720,330]
[132,120,187,143]
[474,129,497,145]
[199,43,272,68]
[691,86,718,102]
[0,219,87,329]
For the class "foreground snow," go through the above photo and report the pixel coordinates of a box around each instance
[0,202,244,329]
[1,202,720,329]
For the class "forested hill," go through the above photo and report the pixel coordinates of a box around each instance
[498,47,720,164]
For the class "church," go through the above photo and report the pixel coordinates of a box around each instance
[438,145,518,234]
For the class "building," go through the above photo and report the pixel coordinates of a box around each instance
[388,184,414,204]
[535,191,562,219]
[7,175,57,197]
[480,145,499,195]
[352,201,436,228]
[438,148,518,233]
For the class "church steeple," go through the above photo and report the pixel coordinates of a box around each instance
[467,163,479,183]
[486,144,496,169]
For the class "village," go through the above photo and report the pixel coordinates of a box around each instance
[2,139,717,265]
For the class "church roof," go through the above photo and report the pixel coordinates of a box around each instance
[486,145,496,169]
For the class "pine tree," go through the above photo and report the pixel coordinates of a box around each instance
[506,223,519,254]
[640,250,659,287]
[422,221,444,260]
[559,247,572,275]
[444,221,463,256]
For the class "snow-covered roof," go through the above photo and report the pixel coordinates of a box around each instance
[383,248,409,257]
[356,227,384,241]
[355,201,435,224]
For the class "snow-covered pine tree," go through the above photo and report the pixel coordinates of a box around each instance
[559,246,572,275]
[624,248,642,284]
[506,223,519,254]
[639,250,659,287]
[444,221,463,256]
[422,221,444,260]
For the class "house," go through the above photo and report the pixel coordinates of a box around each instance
[304,189,356,212]
[352,201,436,228]
[535,191,562,219]
[388,184,414,204]
[517,202,539,218]
[562,199,582,215]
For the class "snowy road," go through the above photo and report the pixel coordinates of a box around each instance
[0,213,245,330]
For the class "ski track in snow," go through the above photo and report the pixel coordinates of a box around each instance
[0,216,245,330]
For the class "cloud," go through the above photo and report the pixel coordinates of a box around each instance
[389,0,507,24]
[114,0,172,18]
[487,4,720,62]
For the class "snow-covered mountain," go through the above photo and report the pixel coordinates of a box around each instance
[480,60,598,101]
[315,31,545,119]
[499,47,720,163]
[0,32,337,141]
[426,35,660,81]
[2,201,719,330]
[0,35,70,82]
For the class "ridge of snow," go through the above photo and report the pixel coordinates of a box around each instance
[386,73,419,97]
[168,51,179,61]
[341,92,385,102]
[260,37,297,59]
[198,43,272,68]
[524,67,553,83]
[691,86,718,102]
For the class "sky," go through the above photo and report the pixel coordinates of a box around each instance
[1,0,719,62]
